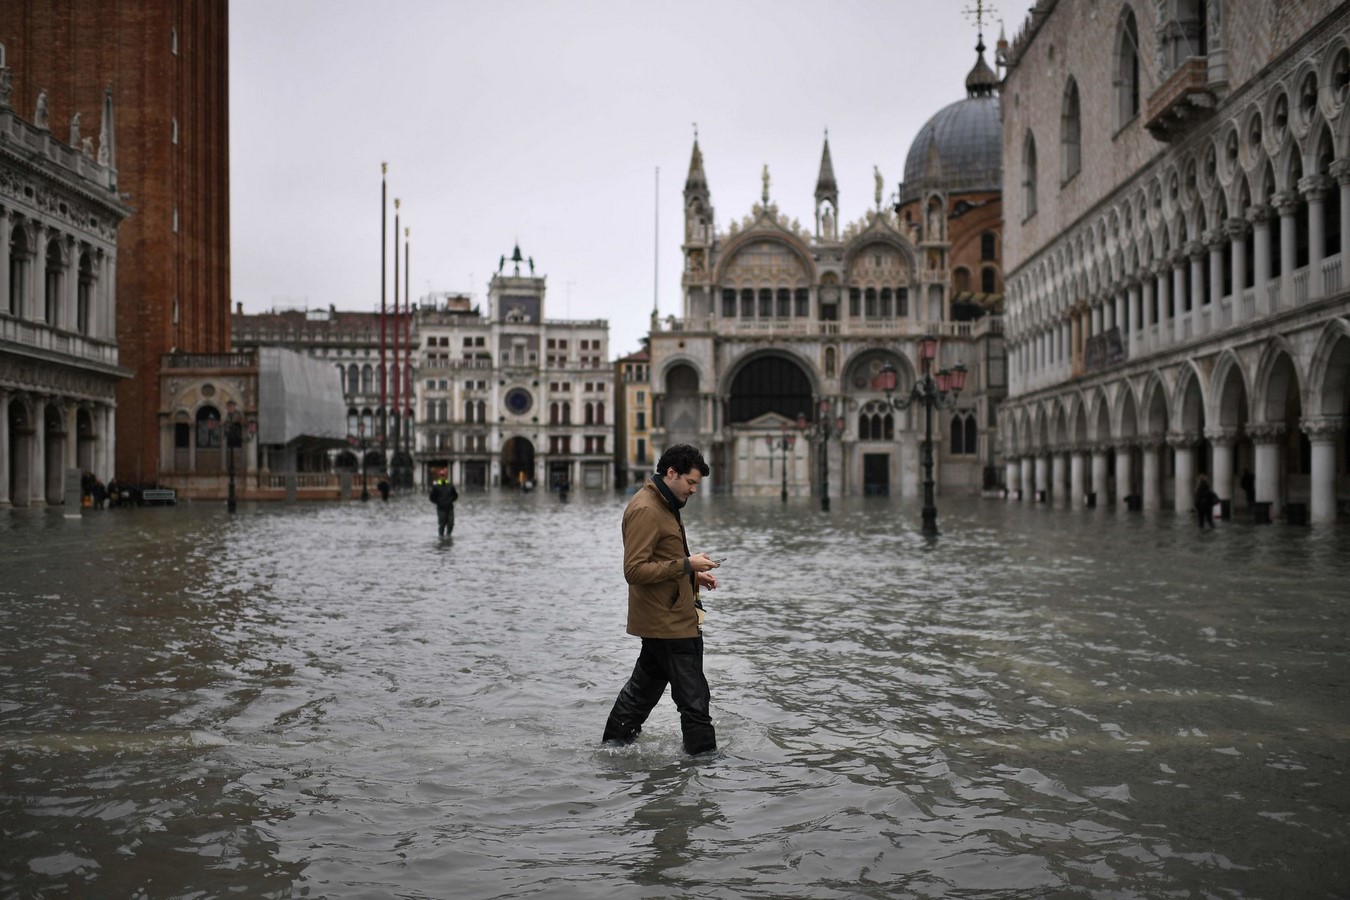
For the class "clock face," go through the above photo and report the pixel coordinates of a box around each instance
[504,387,532,415]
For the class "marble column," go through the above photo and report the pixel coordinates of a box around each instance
[1034,454,1049,502]
[1172,253,1188,345]
[1115,444,1134,507]
[1069,449,1086,507]
[1274,191,1299,309]
[1303,417,1343,525]
[1020,456,1033,501]
[1206,428,1237,507]
[1051,450,1068,504]
[1207,229,1224,312]
[1247,204,1272,317]
[1300,175,1329,300]
[1251,424,1285,520]
[32,397,47,506]
[1189,242,1206,338]
[1226,218,1249,326]
[1170,433,1197,513]
[1335,160,1350,276]
[0,390,10,507]
[1140,275,1155,354]
[1005,459,1019,498]
[1091,447,1110,505]
[0,212,11,316]
[1125,277,1140,356]
[1141,441,1162,511]
[31,223,48,322]
[1154,266,1169,348]
[63,235,79,332]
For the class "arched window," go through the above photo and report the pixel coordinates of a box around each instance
[883,414,894,440]
[722,289,736,317]
[1116,9,1141,128]
[858,413,873,440]
[347,364,359,395]
[476,400,486,423]
[562,401,572,425]
[964,414,978,456]
[549,402,559,425]
[196,405,222,449]
[437,399,448,423]
[585,402,595,425]
[465,400,475,422]
[1023,132,1038,219]
[1062,77,1081,182]
[981,231,997,261]
[8,223,30,316]
[426,399,436,421]
[596,401,605,425]
[44,236,63,326]
[981,267,997,294]
[361,364,373,394]
[953,268,972,293]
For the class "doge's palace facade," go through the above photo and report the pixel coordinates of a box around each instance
[999,0,1350,524]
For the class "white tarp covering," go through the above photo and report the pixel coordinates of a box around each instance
[256,347,348,446]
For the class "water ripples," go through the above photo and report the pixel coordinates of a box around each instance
[2,494,1347,898]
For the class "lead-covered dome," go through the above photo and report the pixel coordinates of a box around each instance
[899,41,1002,204]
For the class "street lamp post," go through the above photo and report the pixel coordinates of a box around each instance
[878,335,967,536]
[765,425,797,503]
[796,400,847,512]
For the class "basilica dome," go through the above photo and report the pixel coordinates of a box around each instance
[899,42,1002,203]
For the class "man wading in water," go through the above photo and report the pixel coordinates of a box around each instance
[602,444,720,754]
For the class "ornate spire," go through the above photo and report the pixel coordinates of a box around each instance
[965,34,999,97]
[963,0,999,97]
[815,130,837,203]
[684,134,708,196]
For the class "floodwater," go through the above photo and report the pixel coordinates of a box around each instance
[1,490,1347,899]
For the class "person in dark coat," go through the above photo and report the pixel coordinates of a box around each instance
[429,477,459,537]
[1195,474,1218,529]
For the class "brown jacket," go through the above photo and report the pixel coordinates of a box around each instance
[622,479,699,638]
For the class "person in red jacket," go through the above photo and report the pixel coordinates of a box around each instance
[602,444,720,754]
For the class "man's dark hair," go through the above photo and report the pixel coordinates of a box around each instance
[656,443,709,477]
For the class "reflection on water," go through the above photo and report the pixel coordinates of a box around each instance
[1,494,1347,898]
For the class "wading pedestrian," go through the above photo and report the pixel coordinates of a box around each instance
[602,444,720,755]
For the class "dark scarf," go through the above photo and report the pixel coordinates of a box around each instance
[652,475,697,596]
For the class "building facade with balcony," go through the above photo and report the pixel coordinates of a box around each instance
[998,0,1350,524]
[1,64,130,507]
[648,44,1006,499]
[414,252,614,491]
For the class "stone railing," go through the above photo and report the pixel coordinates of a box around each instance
[0,316,120,367]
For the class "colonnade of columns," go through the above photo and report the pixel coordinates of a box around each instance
[2,208,116,340]
[1009,168,1349,395]
[1002,416,1344,524]
[0,388,116,508]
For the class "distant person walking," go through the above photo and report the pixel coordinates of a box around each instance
[1194,474,1218,529]
[429,475,459,537]
[602,444,720,755]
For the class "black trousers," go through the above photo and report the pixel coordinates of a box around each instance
[437,506,454,535]
[603,636,716,754]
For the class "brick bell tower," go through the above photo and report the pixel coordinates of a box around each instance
[4,1,231,483]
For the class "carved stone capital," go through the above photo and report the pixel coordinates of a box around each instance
[1247,423,1286,444]
[1186,240,1206,261]
[1167,431,1201,450]
[1300,416,1345,441]
[1330,158,1350,186]
[1245,204,1273,226]
[1204,427,1239,446]
[1299,174,1333,203]
[1203,228,1227,251]
[1224,217,1250,240]
[1272,190,1301,217]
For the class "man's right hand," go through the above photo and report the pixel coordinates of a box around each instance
[689,552,719,572]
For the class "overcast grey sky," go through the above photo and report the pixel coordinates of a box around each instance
[229,0,1037,357]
